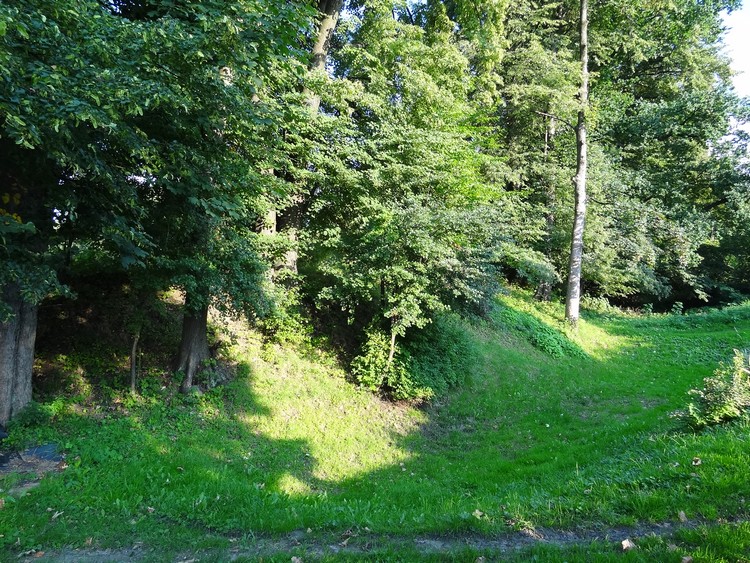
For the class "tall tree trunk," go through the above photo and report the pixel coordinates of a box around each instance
[175,292,210,393]
[386,315,398,371]
[130,329,140,394]
[306,0,345,114]
[565,0,589,326]
[0,284,38,424]
[274,0,344,275]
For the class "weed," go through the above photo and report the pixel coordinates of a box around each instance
[674,349,750,429]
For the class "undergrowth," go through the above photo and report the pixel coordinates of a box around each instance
[674,348,750,429]
[494,300,585,358]
[351,313,478,401]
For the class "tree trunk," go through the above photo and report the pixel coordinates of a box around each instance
[130,329,140,394]
[307,0,345,114]
[565,0,589,326]
[175,293,210,393]
[0,284,38,424]
[536,113,556,302]
[276,200,302,274]
[387,328,397,370]
[273,0,344,275]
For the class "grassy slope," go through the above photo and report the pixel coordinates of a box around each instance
[2,294,750,561]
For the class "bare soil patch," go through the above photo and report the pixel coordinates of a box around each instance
[0,443,67,497]
[15,517,749,562]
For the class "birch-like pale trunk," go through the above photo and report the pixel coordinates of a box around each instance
[565,0,589,326]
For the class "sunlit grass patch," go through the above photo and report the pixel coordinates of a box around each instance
[234,342,425,483]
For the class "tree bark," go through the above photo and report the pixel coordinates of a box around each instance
[307,0,345,114]
[130,329,140,394]
[175,292,210,393]
[565,0,589,326]
[387,328,397,370]
[536,113,556,302]
[0,284,38,424]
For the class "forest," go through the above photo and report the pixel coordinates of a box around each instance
[1,0,750,560]
[3,0,749,415]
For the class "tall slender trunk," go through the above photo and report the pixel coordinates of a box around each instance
[386,323,397,370]
[130,329,140,394]
[175,292,210,393]
[0,284,38,424]
[565,0,589,326]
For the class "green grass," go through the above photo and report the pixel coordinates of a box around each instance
[2,293,750,561]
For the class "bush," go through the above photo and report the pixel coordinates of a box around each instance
[580,295,617,314]
[405,313,476,396]
[674,349,750,429]
[351,327,427,400]
[8,399,67,429]
[256,279,312,346]
[351,314,477,402]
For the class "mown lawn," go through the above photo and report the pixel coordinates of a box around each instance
[2,294,750,561]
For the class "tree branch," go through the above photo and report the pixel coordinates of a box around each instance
[535,111,576,131]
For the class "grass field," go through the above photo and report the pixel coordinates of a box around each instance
[2,293,750,561]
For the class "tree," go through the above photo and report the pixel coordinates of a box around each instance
[298,0,535,396]
[0,0,313,417]
[271,0,346,276]
[585,0,744,306]
[564,0,588,325]
[308,0,345,112]
[98,0,312,391]
[0,0,159,421]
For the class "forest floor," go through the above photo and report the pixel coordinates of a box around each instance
[2,291,750,562]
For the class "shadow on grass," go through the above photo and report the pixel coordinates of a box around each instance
[1,362,321,551]
[4,301,750,558]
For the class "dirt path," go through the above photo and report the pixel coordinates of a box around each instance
[14,517,747,562]
[3,446,744,560]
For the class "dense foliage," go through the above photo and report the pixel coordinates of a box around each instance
[1,0,749,406]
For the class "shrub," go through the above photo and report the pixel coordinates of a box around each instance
[351,314,476,402]
[405,313,476,396]
[675,349,750,429]
[351,327,427,400]
[580,295,617,314]
[8,399,67,429]
[257,280,312,346]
